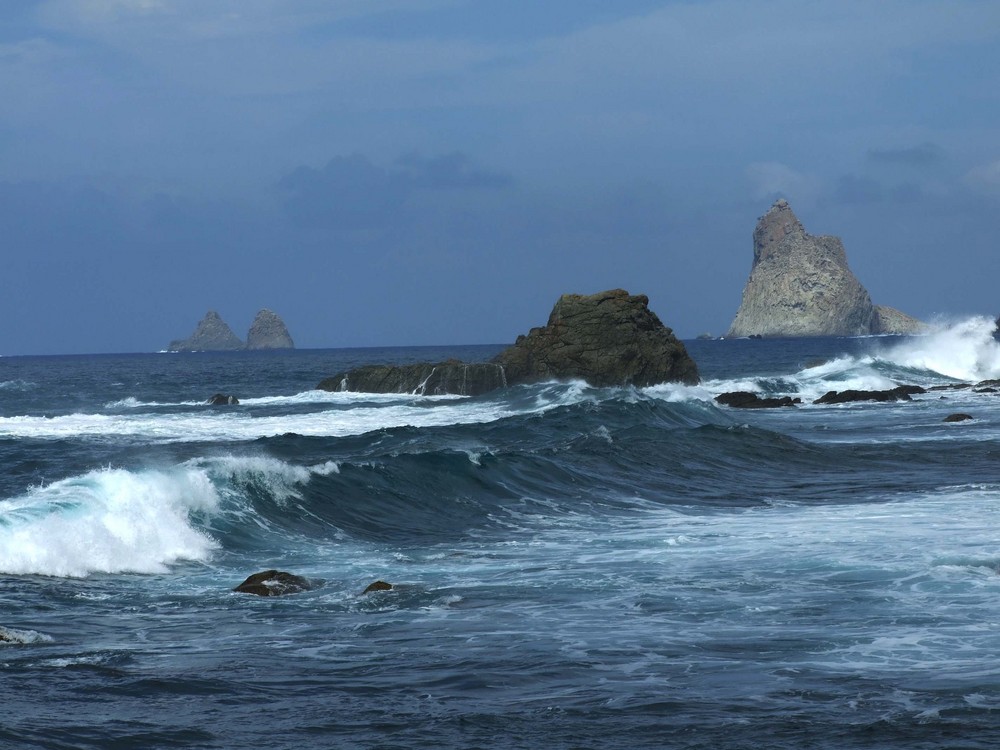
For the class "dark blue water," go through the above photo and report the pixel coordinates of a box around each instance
[4,323,1000,749]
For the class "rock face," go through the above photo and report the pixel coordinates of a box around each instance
[317,289,699,394]
[495,289,699,387]
[169,311,244,352]
[728,200,922,337]
[246,309,295,350]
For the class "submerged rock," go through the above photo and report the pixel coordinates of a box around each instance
[363,580,393,594]
[728,200,923,337]
[207,393,239,405]
[715,391,800,409]
[246,309,295,350]
[319,289,699,395]
[169,311,245,352]
[943,413,974,422]
[814,385,925,405]
[233,570,312,597]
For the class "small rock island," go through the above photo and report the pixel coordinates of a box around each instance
[318,289,699,396]
[728,199,924,337]
[169,309,294,351]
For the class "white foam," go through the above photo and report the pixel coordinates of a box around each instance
[0,467,221,577]
[0,626,52,645]
[876,316,1000,382]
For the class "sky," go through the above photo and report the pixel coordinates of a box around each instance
[2,0,999,354]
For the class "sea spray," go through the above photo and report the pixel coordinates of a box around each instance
[878,316,1000,382]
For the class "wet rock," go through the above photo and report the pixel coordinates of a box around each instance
[319,288,698,394]
[715,391,800,409]
[319,361,508,397]
[363,580,393,594]
[233,570,312,596]
[207,393,239,405]
[814,385,925,405]
[943,413,974,422]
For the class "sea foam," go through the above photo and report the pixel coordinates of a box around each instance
[0,467,221,577]
[877,316,1000,382]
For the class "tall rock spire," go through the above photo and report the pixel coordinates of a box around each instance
[168,311,244,351]
[246,309,295,350]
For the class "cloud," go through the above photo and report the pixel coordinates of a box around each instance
[964,159,1000,193]
[867,143,944,167]
[745,162,822,206]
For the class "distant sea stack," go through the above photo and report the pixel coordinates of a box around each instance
[168,309,295,351]
[246,309,295,350]
[169,311,244,352]
[727,200,924,337]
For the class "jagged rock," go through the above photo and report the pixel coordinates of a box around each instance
[207,393,239,405]
[943,413,974,422]
[494,289,699,387]
[246,309,295,350]
[318,289,699,394]
[728,200,923,337]
[363,581,393,594]
[715,391,800,409]
[233,570,312,597]
[169,311,244,352]
[318,360,508,396]
[814,385,926,405]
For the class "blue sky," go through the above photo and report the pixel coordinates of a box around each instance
[2,0,999,354]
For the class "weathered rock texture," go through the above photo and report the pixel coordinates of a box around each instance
[318,289,699,395]
[728,200,923,337]
[169,311,244,351]
[246,309,295,350]
[495,289,699,387]
[233,570,312,597]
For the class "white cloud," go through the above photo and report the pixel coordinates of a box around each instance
[745,162,822,205]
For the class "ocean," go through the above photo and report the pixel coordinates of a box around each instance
[4,319,1000,749]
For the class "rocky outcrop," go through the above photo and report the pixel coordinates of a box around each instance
[872,306,925,335]
[715,391,800,409]
[363,581,393,594]
[246,309,295,350]
[728,200,923,337]
[233,570,312,596]
[318,360,508,396]
[494,289,699,387]
[814,385,925,405]
[318,289,699,394]
[169,311,244,351]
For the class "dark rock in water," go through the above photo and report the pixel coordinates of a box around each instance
[233,570,312,597]
[715,391,800,409]
[728,199,923,337]
[318,289,699,394]
[246,309,295,350]
[363,580,393,594]
[929,384,972,392]
[169,311,245,352]
[943,413,974,422]
[975,379,1000,389]
[814,385,925,405]
[493,289,699,387]
[318,360,508,396]
[207,393,239,405]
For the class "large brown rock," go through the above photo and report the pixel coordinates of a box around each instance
[494,289,698,387]
[317,289,699,394]
[728,200,923,337]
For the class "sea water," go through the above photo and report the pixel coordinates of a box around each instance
[3,326,1000,748]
